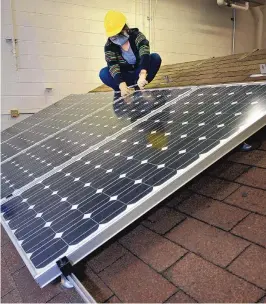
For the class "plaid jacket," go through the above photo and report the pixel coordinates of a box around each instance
[104,28,150,85]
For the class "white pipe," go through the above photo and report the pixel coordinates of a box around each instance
[230,2,249,11]
[232,8,236,54]
[9,0,18,70]
[251,6,263,49]
[217,0,249,11]
[153,0,158,51]
[149,0,152,50]
[135,0,137,27]
[142,0,145,34]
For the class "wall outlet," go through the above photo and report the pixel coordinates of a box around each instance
[260,64,266,75]
[10,109,19,118]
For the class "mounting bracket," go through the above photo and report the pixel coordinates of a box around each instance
[57,257,74,288]
[260,64,266,75]
[56,257,97,303]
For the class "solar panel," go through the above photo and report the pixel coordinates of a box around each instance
[1,90,143,160]
[1,82,265,288]
[1,88,189,199]
[1,94,89,143]
[1,92,117,161]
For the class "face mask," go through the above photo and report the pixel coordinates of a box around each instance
[110,32,129,46]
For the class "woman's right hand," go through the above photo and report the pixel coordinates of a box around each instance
[119,82,132,97]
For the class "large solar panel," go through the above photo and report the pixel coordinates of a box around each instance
[1,88,189,199]
[1,82,266,287]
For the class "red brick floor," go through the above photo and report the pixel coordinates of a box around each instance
[1,128,266,303]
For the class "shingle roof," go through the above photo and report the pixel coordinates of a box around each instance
[91,49,266,92]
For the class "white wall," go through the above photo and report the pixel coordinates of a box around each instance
[152,0,233,64]
[1,0,259,114]
[1,0,137,113]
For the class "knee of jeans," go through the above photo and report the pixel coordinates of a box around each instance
[151,53,162,65]
[99,67,109,82]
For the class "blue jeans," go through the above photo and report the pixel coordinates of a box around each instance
[99,53,162,91]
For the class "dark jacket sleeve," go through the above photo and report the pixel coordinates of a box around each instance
[104,44,124,85]
[135,31,150,72]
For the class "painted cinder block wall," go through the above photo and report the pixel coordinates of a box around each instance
[1,0,261,114]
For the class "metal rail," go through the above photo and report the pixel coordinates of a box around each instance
[66,274,97,303]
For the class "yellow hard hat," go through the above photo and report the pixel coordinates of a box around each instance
[104,10,126,37]
[147,132,168,150]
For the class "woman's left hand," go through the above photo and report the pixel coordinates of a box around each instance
[137,71,148,90]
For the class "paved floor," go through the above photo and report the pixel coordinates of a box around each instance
[1,127,266,303]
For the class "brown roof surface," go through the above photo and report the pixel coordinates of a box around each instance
[1,128,266,303]
[1,50,266,303]
[91,48,266,92]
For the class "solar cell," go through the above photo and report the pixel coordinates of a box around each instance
[1,82,265,287]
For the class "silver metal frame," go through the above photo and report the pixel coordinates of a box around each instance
[1,82,266,288]
[66,274,97,303]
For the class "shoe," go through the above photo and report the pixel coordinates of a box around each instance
[114,92,121,101]
[240,142,252,152]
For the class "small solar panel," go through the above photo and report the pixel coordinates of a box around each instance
[1,83,265,287]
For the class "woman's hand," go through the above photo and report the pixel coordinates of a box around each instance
[119,82,133,97]
[137,70,148,90]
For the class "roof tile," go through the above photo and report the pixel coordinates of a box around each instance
[106,296,121,303]
[98,252,176,303]
[236,167,266,190]
[166,188,193,208]
[1,261,16,297]
[225,186,266,216]
[142,207,186,234]
[82,268,113,303]
[232,213,266,247]
[1,241,25,274]
[1,225,10,247]
[206,161,250,181]
[228,245,266,289]
[119,225,187,272]
[166,218,249,267]
[228,150,266,169]
[166,290,196,303]
[261,139,266,151]
[12,266,61,303]
[177,194,249,230]
[47,289,84,303]
[165,253,264,303]
[1,288,23,303]
[189,176,240,200]
[86,242,127,273]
